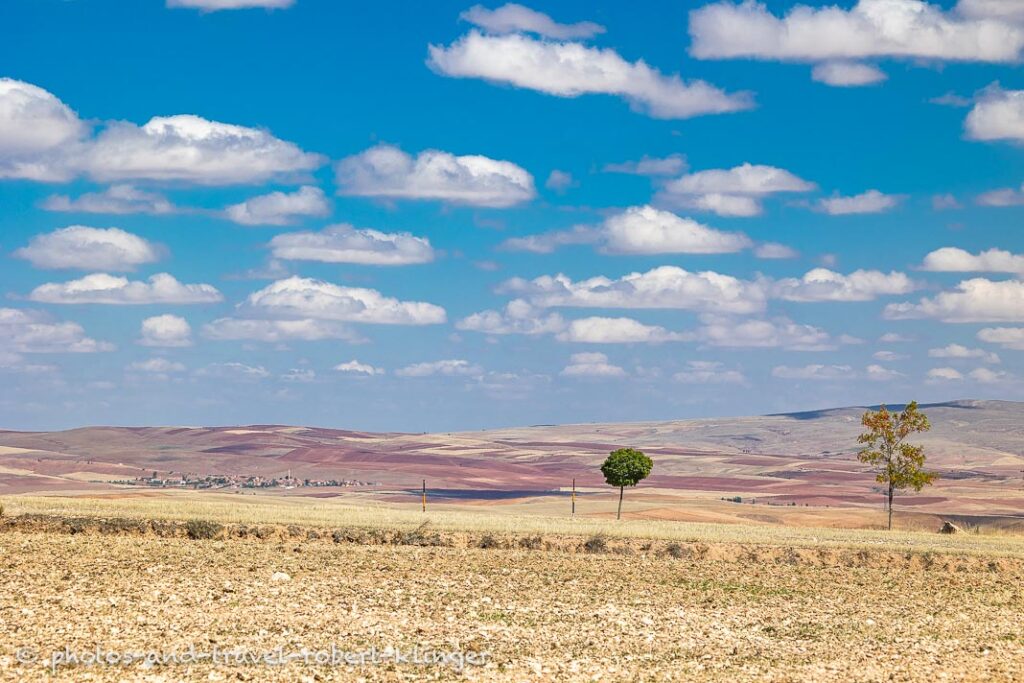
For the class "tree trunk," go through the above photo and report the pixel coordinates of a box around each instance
[887,484,894,530]
[617,485,624,520]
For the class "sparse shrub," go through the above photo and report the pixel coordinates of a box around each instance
[478,534,501,549]
[518,535,543,550]
[583,534,607,554]
[665,542,686,559]
[0,500,4,518]
[185,519,223,540]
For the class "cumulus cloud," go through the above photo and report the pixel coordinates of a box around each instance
[930,366,1010,384]
[555,316,691,343]
[560,352,626,377]
[334,360,385,376]
[932,193,963,210]
[167,0,294,9]
[281,368,316,383]
[499,225,598,253]
[928,343,1000,363]
[196,362,270,380]
[269,224,434,266]
[427,31,753,119]
[866,364,905,381]
[880,332,914,342]
[977,327,1024,350]
[885,278,1024,322]
[129,358,186,374]
[240,276,446,325]
[41,185,176,215]
[816,189,902,215]
[456,299,565,335]
[139,314,192,347]
[28,273,222,305]
[395,359,482,377]
[0,79,323,184]
[921,247,1024,274]
[0,307,114,354]
[603,154,687,176]
[754,242,799,259]
[224,186,330,226]
[335,144,535,207]
[811,61,887,86]
[965,85,1024,143]
[772,364,855,380]
[772,268,917,302]
[203,317,362,342]
[14,226,162,271]
[656,163,815,217]
[689,1,1024,66]
[976,185,1024,206]
[873,350,907,361]
[695,315,839,350]
[461,3,605,39]
[500,265,766,314]
[673,360,746,384]
[545,169,575,192]
[927,367,964,381]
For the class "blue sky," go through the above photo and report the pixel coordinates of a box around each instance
[2,0,1024,431]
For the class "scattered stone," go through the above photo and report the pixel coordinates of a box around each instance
[270,571,291,582]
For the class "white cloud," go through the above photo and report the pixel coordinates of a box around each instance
[977,185,1024,206]
[922,247,1024,274]
[965,86,1024,143]
[816,189,902,215]
[335,144,535,207]
[461,3,605,39]
[0,307,114,354]
[656,163,815,216]
[968,367,1010,383]
[927,367,964,381]
[932,193,963,210]
[772,364,855,380]
[427,31,752,119]
[545,169,575,192]
[811,61,887,86]
[603,154,687,176]
[334,360,385,376]
[14,226,162,271]
[560,352,626,377]
[395,359,482,377]
[885,278,1024,322]
[866,364,904,381]
[203,318,362,342]
[500,265,766,314]
[281,368,316,383]
[772,268,917,302]
[139,314,192,347]
[0,78,86,180]
[241,276,446,325]
[41,185,175,215]
[556,316,691,344]
[873,350,906,361]
[129,358,185,374]
[880,332,914,342]
[167,0,294,9]
[754,242,799,259]
[928,343,1000,363]
[269,224,435,265]
[697,315,838,350]
[977,327,1024,350]
[673,360,746,384]
[224,186,329,226]
[500,225,598,253]
[456,299,565,335]
[601,205,752,255]
[28,273,222,305]
[689,0,1024,63]
[196,362,270,380]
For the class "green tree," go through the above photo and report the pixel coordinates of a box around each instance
[857,401,938,530]
[600,448,653,520]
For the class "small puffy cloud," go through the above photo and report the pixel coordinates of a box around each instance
[873,350,906,361]
[965,86,1024,143]
[927,367,964,381]
[656,163,815,217]
[0,307,113,353]
[603,154,687,176]
[976,185,1024,206]
[772,268,917,302]
[395,359,482,378]
[196,362,270,380]
[41,185,176,215]
[673,361,746,384]
[500,265,766,314]
[14,226,162,271]
[269,224,434,265]
[695,315,839,351]
[689,1,1024,63]
[885,278,1024,322]
[167,0,294,9]
[336,144,535,207]
[816,189,902,215]
[928,343,1000,364]
[556,316,691,344]
[28,273,222,305]
[500,225,598,253]
[139,314,192,347]
[880,332,914,343]
[461,3,605,39]
[968,367,1010,383]
[281,368,316,383]
[203,318,361,342]
[811,62,887,87]
[427,31,752,120]
[754,242,799,259]
[932,193,963,210]
[224,186,330,226]
[129,358,185,374]
[241,276,446,325]
[866,364,904,381]
[456,299,565,335]
[977,327,1024,350]
[601,205,751,255]
[560,352,626,377]
[545,169,575,192]
[334,360,385,376]
[921,247,1024,274]
[772,364,855,380]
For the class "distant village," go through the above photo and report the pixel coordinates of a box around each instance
[114,470,380,491]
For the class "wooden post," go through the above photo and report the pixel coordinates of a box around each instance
[571,478,576,516]
[421,479,426,512]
